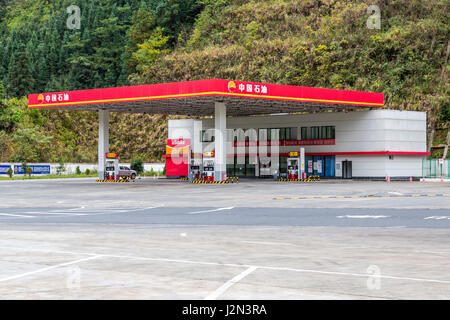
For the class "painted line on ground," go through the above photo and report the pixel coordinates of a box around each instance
[0,255,104,282]
[0,213,34,218]
[188,207,234,215]
[1,246,450,285]
[273,193,450,200]
[337,215,390,219]
[4,206,161,219]
[242,241,297,247]
[204,266,258,300]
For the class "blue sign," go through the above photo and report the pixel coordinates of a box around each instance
[14,165,51,175]
[0,165,12,174]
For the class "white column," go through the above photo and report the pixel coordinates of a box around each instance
[98,110,109,179]
[214,102,227,181]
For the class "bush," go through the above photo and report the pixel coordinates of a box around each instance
[7,167,13,178]
[85,168,91,175]
[130,157,144,175]
[56,159,65,175]
[21,161,28,175]
[75,166,81,175]
[26,166,32,176]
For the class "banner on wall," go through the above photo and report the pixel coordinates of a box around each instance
[13,165,51,175]
[0,165,12,174]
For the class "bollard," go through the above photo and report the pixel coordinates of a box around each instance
[409,176,412,183]
[386,176,390,182]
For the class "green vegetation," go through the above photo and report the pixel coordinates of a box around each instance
[130,157,144,174]
[143,168,163,176]
[0,0,448,164]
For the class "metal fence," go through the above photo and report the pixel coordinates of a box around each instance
[422,158,449,178]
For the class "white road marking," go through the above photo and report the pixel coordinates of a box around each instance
[204,266,258,300]
[2,246,450,285]
[424,216,450,220]
[242,241,296,246]
[0,255,103,282]
[67,206,85,211]
[0,213,34,218]
[336,215,390,219]
[388,192,403,196]
[188,207,234,214]
[13,206,160,218]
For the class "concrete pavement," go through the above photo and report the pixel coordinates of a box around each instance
[0,178,449,299]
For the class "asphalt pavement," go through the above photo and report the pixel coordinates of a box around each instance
[0,206,449,228]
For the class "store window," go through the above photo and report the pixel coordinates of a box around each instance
[201,129,215,142]
[301,126,335,140]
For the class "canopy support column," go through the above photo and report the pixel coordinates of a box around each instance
[98,110,109,180]
[214,102,227,181]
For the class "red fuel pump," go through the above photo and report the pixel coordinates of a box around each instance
[287,151,300,179]
[202,151,215,181]
[105,152,120,180]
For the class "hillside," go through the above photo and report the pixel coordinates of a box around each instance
[0,0,449,163]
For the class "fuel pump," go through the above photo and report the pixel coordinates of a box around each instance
[287,151,300,179]
[104,152,120,180]
[259,156,271,177]
[202,151,215,181]
[189,158,202,181]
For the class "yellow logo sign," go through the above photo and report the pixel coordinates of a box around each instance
[37,94,44,104]
[289,152,299,157]
[227,81,237,91]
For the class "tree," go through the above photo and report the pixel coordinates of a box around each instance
[132,27,169,72]
[6,48,34,98]
[0,81,5,100]
[123,2,156,75]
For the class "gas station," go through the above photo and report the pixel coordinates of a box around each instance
[28,79,429,181]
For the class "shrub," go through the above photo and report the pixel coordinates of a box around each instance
[130,157,144,175]
[85,168,91,175]
[26,166,32,176]
[21,161,28,175]
[7,167,13,178]
[56,159,65,175]
[75,166,81,175]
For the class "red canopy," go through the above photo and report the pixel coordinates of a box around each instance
[28,79,383,116]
